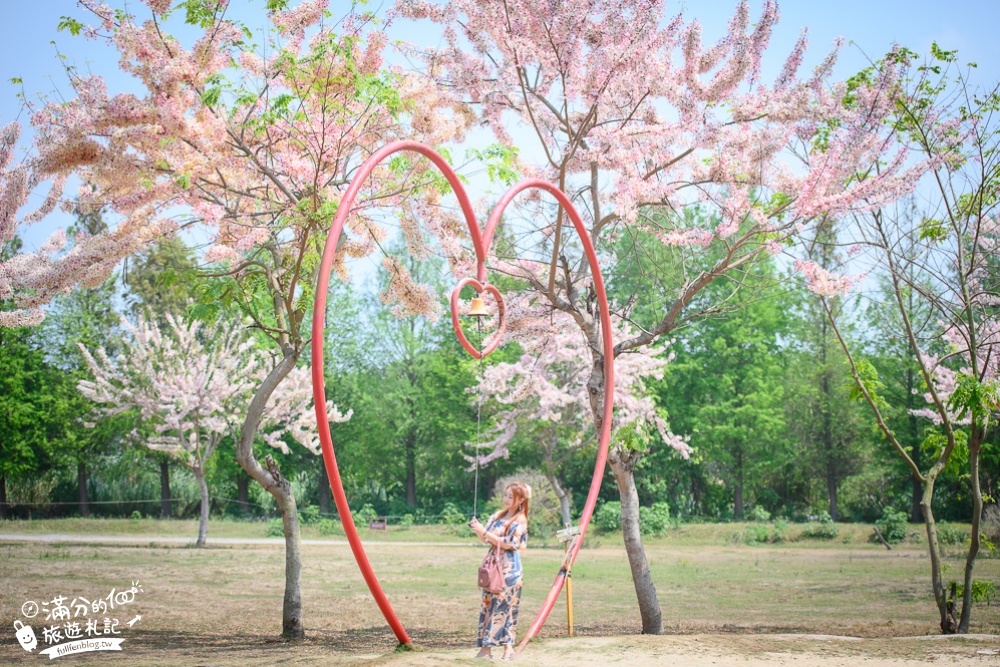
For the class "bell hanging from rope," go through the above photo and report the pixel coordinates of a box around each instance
[468,296,489,317]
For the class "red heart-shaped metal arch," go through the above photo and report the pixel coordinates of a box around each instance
[311,142,614,652]
[450,278,506,359]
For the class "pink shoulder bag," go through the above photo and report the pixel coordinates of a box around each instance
[477,519,511,593]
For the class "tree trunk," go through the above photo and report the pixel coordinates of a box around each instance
[958,436,984,633]
[826,473,840,522]
[544,470,572,526]
[405,431,416,508]
[0,474,7,520]
[583,329,663,634]
[318,467,331,517]
[237,472,250,515]
[193,466,209,548]
[78,462,90,518]
[691,468,703,515]
[609,446,663,634]
[921,475,957,634]
[734,452,744,521]
[907,372,924,523]
[268,454,304,639]
[160,459,171,519]
[235,352,305,638]
[910,475,924,523]
[820,359,839,521]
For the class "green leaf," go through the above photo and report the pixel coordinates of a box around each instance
[846,358,890,412]
[179,0,220,29]
[947,373,1000,428]
[57,16,85,36]
[918,218,948,243]
[200,86,222,108]
[930,41,958,64]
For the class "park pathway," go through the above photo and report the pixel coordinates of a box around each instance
[0,533,476,547]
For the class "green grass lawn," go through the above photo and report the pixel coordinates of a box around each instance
[0,515,965,548]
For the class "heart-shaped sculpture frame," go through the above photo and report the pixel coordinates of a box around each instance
[450,278,506,359]
[312,141,614,651]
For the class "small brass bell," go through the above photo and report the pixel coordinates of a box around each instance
[468,297,489,317]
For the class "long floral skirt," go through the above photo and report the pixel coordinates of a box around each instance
[477,582,522,647]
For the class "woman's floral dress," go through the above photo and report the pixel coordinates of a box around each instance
[477,513,528,647]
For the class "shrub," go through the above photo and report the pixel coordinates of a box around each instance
[439,502,467,525]
[299,505,321,525]
[748,506,771,522]
[450,523,477,538]
[317,518,343,536]
[741,524,771,545]
[639,502,671,536]
[738,520,786,545]
[587,501,673,537]
[874,506,908,544]
[839,470,895,522]
[771,519,788,543]
[353,503,379,527]
[955,579,997,605]
[399,513,415,528]
[801,511,840,540]
[265,518,284,537]
[937,522,967,546]
[594,501,622,533]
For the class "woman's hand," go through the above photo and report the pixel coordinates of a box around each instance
[468,517,486,540]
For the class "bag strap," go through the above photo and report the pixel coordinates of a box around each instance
[489,514,515,554]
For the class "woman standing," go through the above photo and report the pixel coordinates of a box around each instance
[469,481,530,660]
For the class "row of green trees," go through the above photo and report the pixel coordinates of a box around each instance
[3,222,994,529]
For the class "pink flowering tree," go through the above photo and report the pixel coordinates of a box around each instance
[0,121,68,328]
[29,0,468,637]
[77,312,349,547]
[397,0,923,632]
[471,304,689,525]
[803,48,1000,633]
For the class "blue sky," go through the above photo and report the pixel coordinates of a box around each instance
[2,0,998,252]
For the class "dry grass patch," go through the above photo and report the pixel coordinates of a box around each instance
[0,525,997,665]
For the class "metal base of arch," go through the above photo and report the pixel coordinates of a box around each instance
[311,141,614,652]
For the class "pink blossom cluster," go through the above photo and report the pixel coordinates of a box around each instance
[379,256,443,321]
[5,1,473,326]
[909,351,962,426]
[0,121,71,327]
[793,259,863,297]
[396,0,927,260]
[466,301,691,468]
[911,317,1000,427]
[77,313,351,465]
[260,364,353,455]
[78,314,263,466]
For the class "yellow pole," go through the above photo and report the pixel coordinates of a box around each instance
[564,541,574,636]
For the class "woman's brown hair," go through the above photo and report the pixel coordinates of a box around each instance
[505,481,530,525]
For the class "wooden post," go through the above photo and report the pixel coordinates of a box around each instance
[565,541,574,636]
[556,525,582,637]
